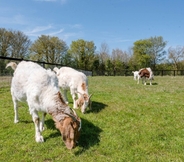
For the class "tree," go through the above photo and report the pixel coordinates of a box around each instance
[168,46,184,70]
[95,42,110,75]
[0,28,31,74]
[29,35,68,64]
[0,28,13,57]
[68,39,96,70]
[0,28,31,58]
[10,30,31,59]
[132,39,152,68]
[148,36,167,69]
[111,48,130,75]
[132,36,167,69]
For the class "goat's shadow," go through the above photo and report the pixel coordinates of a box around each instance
[86,101,108,114]
[44,119,61,140]
[44,118,102,154]
[75,118,102,155]
[145,82,158,85]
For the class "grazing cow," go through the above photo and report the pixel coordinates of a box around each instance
[53,66,92,114]
[137,67,154,85]
[6,61,81,149]
[132,71,139,80]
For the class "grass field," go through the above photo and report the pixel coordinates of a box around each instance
[1,76,184,161]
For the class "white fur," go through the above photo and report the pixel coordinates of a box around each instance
[7,61,62,142]
[132,71,139,80]
[53,66,90,113]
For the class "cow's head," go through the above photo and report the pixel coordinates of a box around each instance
[55,112,81,149]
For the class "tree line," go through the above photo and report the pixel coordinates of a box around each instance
[1,28,184,75]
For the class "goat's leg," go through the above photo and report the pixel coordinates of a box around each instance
[144,77,147,85]
[70,89,77,109]
[137,75,140,84]
[12,96,19,123]
[63,90,69,104]
[40,112,46,132]
[32,111,44,142]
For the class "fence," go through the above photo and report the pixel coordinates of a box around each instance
[0,56,92,75]
[0,56,93,88]
[0,56,184,87]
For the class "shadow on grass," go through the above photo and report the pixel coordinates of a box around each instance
[75,118,102,155]
[144,82,158,85]
[44,118,102,154]
[86,101,108,114]
[152,82,158,85]
[44,119,61,140]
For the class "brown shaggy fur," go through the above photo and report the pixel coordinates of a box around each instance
[139,68,150,78]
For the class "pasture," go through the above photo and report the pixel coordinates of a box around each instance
[1,76,184,161]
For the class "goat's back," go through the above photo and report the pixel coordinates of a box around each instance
[11,61,59,102]
[57,67,87,89]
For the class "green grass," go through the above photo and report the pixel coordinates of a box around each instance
[1,76,184,161]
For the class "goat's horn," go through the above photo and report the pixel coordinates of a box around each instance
[71,109,77,116]
[89,94,93,99]
[64,112,81,131]
[64,113,77,121]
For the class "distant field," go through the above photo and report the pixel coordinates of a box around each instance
[1,76,184,161]
[0,76,12,88]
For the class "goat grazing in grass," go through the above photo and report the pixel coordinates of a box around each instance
[6,61,81,149]
[53,66,92,114]
[137,67,154,85]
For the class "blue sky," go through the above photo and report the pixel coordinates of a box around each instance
[0,0,184,52]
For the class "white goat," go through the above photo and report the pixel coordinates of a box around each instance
[137,67,154,85]
[53,66,92,114]
[6,61,81,149]
[132,71,139,80]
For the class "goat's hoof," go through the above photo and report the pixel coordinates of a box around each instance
[36,136,44,142]
[14,120,19,123]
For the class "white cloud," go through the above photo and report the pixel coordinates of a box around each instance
[24,25,53,36]
[70,24,82,29]
[48,28,64,35]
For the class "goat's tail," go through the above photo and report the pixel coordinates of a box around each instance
[6,62,17,71]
